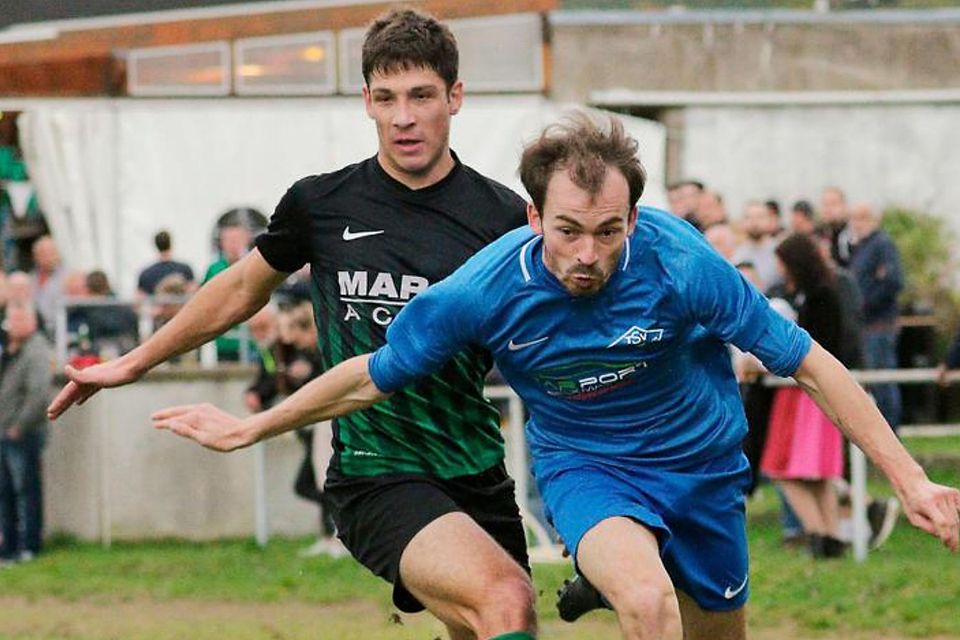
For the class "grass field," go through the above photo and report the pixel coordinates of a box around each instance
[0,438,957,639]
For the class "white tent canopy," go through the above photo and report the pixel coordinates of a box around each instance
[16,96,667,296]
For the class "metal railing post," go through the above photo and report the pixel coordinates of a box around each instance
[850,443,869,562]
[253,441,269,548]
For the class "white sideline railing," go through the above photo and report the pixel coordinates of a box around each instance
[762,367,960,387]
[763,367,960,561]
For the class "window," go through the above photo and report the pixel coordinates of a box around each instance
[234,31,336,96]
[128,42,231,97]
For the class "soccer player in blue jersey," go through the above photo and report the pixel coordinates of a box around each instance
[149,114,960,640]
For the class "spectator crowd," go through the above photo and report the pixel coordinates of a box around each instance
[669,180,905,558]
[0,216,323,566]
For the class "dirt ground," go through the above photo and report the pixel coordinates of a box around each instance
[0,597,954,640]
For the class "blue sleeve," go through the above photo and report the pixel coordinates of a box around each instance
[368,342,420,393]
[678,247,812,377]
[743,306,813,377]
[368,274,484,393]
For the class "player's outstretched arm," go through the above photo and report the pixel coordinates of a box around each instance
[793,342,960,551]
[47,250,288,420]
[152,354,389,451]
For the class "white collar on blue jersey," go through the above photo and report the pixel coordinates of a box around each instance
[518,234,633,284]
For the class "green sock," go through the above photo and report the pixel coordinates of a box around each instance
[489,633,535,640]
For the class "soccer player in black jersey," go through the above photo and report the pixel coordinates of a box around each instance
[48,9,536,640]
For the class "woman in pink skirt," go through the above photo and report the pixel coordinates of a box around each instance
[761,233,846,558]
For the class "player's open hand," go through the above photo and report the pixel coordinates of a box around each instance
[47,359,143,421]
[898,478,960,552]
[152,403,254,452]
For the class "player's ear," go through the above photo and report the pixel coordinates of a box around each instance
[447,80,464,115]
[527,202,543,235]
[627,205,638,235]
[362,85,375,119]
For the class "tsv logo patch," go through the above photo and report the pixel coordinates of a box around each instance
[607,326,664,349]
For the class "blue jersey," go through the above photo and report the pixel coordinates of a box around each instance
[370,208,812,468]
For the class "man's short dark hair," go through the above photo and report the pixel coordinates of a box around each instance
[86,270,112,296]
[362,8,459,90]
[155,230,171,252]
[792,199,814,219]
[520,112,646,215]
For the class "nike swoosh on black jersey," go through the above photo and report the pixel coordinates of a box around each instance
[342,227,385,241]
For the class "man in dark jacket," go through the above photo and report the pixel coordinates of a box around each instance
[849,202,904,430]
[0,302,53,564]
[819,186,853,267]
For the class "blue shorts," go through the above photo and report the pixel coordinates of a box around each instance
[534,449,751,611]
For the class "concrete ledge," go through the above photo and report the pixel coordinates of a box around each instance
[590,89,960,107]
[53,363,257,384]
[44,372,316,542]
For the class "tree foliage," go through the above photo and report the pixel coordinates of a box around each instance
[882,207,960,351]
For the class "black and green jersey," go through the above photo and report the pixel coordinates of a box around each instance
[255,154,527,478]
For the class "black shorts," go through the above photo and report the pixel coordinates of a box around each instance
[324,462,530,613]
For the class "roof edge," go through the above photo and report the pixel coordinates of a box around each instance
[0,0,386,34]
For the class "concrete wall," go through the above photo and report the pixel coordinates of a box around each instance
[550,14,960,101]
[44,369,317,541]
[678,103,960,234]
[546,12,960,232]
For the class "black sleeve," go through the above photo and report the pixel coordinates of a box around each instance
[255,181,312,273]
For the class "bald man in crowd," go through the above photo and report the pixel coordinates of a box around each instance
[29,235,65,334]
